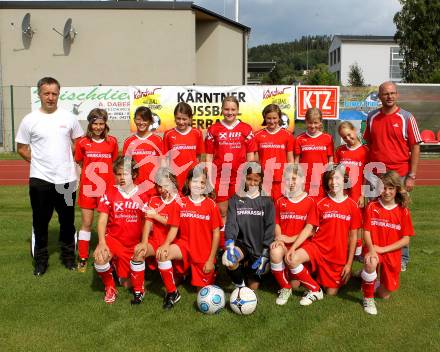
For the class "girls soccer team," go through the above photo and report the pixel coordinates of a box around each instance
[77,98,414,315]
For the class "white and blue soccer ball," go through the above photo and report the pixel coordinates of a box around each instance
[197,285,225,314]
[229,286,258,315]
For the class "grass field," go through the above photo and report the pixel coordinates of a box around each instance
[0,186,439,352]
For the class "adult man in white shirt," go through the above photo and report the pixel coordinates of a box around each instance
[16,77,84,276]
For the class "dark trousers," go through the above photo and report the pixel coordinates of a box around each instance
[29,178,77,265]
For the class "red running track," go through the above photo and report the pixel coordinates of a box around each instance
[0,159,439,186]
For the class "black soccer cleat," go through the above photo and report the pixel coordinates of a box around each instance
[33,262,48,276]
[163,290,181,310]
[131,291,144,305]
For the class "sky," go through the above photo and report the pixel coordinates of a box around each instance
[3,0,402,47]
[194,0,402,47]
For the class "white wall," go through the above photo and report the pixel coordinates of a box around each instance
[332,42,399,86]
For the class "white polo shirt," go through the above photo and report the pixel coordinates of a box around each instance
[15,108,84,184]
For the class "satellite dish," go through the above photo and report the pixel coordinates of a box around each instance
[21,13,34,38]
[63,18,77,41]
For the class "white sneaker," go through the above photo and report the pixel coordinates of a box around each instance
[275,288,292,305]
[299,289,323,306]
[363,298,377,315]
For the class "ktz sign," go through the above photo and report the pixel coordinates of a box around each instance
[296,86,340,119]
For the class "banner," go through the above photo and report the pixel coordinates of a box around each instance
[339,86,380,121]
[129,86,295,132]
[31,86,130,120]
[296,85,340,119]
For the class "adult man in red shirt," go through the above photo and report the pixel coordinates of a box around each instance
[363,81,422,271]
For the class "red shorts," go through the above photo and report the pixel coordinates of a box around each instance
[190,262,216,287]
[78,192,100,209]
[172,239,190,275]
[106,236,135,279]
[377,254,400,292]
[301,241,345,289]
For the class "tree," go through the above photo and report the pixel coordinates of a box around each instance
[348,62,365,86]
[394,0,440,82]
[303,64,339,85]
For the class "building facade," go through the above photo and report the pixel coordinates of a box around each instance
[0,1,250,150]
[328,35,402,86]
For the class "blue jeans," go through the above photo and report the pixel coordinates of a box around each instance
[402,245,410,265]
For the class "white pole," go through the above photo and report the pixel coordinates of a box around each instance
[235,0,239,22]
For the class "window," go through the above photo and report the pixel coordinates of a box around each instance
[337,47,340,63]
[390,47,403,81]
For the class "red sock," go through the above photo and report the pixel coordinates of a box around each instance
[271,262,291,289]
[158,260,177,293]
[77,231,91,259]
[130,260,145,293]
[290,264,320,292]
[361,270,377,298]
[95,263,115,289]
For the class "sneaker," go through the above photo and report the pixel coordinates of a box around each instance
[401,262,407,272]
[77,258,88,273]
[63,260,76,271]
[275,288,292,306]
[104,287,118,304]
[163,290,181,309]
[299,289,324,306]
[363,298,377,315]
[33,262,48,276]
[131,291,144,305]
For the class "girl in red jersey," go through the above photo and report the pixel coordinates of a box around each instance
[75,108,119,272]
[285,165,362,306]
[134,167,181,309]
[335,121,369,207]
[335,121,369,259]
[294,107,334,200]
[205,96,256,223]
[163,102,205,190]
[155,167,222,307]
[269,163,318,305]
[94,157,149,305]
[255,104,295,200]
[123,106,164,197]
[360,171,414,315]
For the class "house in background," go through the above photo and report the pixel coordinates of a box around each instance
[328,35,402,86]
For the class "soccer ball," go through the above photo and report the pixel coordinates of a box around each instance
[229,286,258,315]
[197,285,225,314]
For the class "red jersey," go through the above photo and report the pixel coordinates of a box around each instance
[98,186,149,247]
[335,144,369,202]
[205,120,256,183]
[75,136,119,197]
[312,196,362,265]
[122,133,163,188]
[163,127,204,189]
[178,196,223,263]
[146,195,181,245]
[276,194,319,237]
[363,108,422,176]
[364,200,414,271]
[255,128,295,181]
[295,132,334,197]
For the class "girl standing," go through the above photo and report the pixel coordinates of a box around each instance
[294,108,334,200]
[75,108,118,272]
[163,102,204,190]
[254,104,295,200]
